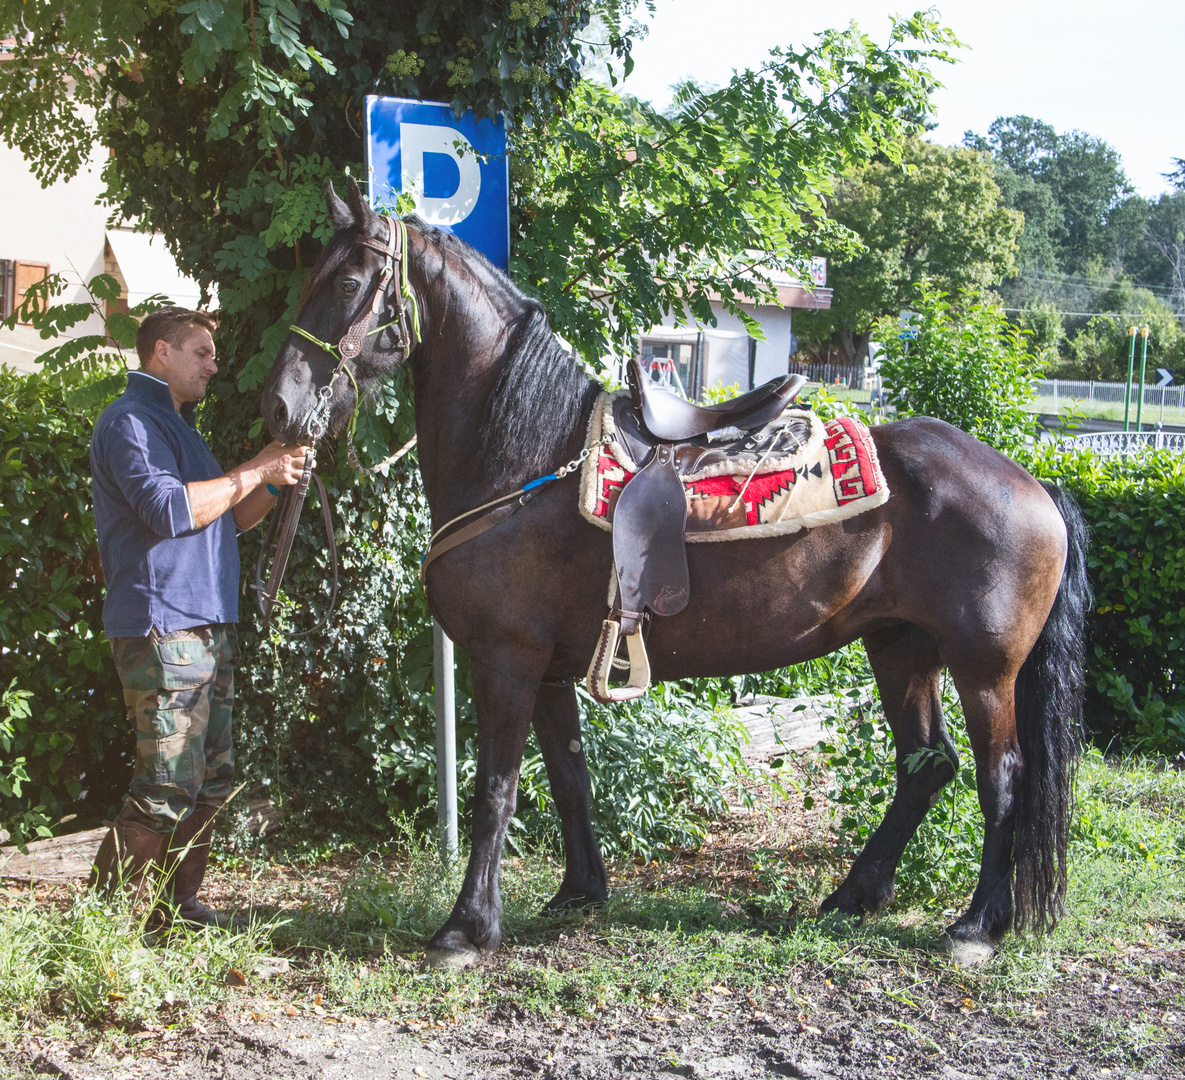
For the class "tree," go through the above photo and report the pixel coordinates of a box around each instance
[965,115,1135,277]
[798,138,1021,365]
[876,283,1040,457]
[512,17,961,360]
[1142,191,1185,312]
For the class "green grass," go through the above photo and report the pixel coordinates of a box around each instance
[1026,394,1185,424]
[2,753,1183,1044]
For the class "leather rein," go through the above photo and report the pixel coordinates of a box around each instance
[254,214,421,635]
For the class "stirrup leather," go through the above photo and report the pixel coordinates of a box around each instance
[587,617,651,703]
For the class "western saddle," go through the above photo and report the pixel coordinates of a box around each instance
[588,360,807,702]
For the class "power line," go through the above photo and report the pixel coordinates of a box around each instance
[1003,308,1185,320]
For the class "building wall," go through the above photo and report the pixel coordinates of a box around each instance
[0,140,107,335]
[654,301,797,388]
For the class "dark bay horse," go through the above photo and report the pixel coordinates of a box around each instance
[262,181,1089,968]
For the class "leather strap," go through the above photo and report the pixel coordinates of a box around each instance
[254,466,339,637]
[419,500,523,584]
[338,221,399,361]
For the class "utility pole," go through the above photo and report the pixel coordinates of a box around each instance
[1134,327,1150,433]
[1122,325,1137,432]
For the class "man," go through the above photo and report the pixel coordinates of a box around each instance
[89,307,311,928]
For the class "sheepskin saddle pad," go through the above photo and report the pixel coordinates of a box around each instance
[578,390,890,541]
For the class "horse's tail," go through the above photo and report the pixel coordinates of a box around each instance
[1012,480,1091,934]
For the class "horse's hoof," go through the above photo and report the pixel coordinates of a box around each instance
[424,945,481,970]
[940,934,995,968]
[543,890,606,914]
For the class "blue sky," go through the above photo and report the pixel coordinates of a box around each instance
[621,1,1183,198]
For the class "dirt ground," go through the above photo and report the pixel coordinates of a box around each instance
[6,778,1185,1079]
[10,939,1184,1080]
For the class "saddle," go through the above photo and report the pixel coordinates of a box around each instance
[588,360,808,703]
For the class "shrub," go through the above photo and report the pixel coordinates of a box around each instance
[0,367,130,844]
[1026,445,1185,755]
[876,283,1043,455]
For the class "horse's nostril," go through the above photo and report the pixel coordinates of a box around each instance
[268,396,289,432]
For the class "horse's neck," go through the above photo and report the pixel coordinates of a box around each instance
[407,236,596,529]
[410,275,524,523]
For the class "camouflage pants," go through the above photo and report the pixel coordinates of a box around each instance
[111,624,238,830]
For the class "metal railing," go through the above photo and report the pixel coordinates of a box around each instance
[1033,379,1184,413]
[1062,430,1185,456]
[791,361,864,389]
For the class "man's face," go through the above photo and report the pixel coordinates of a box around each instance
[157,327,217,408]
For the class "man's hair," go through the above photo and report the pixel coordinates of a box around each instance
[136,307,217,367]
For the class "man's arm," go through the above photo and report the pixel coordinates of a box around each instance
[187,442,312,530]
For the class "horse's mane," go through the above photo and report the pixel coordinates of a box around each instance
[410,219,600,489]
[298,225,359,309]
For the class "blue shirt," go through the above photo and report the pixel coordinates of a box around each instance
[90,371,240,637]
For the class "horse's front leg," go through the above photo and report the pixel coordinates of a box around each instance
[532,680,608,911]
[426,647,542,969]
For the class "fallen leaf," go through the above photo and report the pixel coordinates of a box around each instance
[284,1005,300,1016]
[415,1070,429,1078]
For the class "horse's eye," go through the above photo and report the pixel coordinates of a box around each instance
[342,279,360,294]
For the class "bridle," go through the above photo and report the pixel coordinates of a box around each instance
[287,214,421,469]
[254,214,421,635]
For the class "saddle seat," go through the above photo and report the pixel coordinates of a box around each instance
[589,360,808,703]
[629,360,807,441]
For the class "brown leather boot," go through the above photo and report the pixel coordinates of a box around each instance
[154,804,240,930]
[89,817,168,904]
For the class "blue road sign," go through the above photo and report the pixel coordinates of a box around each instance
[366,96,509,270]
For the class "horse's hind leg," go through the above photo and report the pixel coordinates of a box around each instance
[821,625,956,920]
[531,681,608,911]
[942,667,1023,956]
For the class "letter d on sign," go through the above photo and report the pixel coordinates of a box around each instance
[400,123,481,226]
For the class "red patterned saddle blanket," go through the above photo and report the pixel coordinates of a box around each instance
[578,391,890,540]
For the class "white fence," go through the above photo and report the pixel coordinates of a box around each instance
[1062,431,1185,456]
[1034,379,1184,412]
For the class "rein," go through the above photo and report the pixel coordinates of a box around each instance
[255,214,422,633]
[419,435,612,586]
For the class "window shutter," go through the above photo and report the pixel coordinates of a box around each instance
[14,261,50,325]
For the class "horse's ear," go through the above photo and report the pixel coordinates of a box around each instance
[343,176,382,233]
[325,181,354,232]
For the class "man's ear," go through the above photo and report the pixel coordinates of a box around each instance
[148,337,171,373]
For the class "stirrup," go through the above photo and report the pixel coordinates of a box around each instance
[587,618,651,703]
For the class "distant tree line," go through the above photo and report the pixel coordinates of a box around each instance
[797,114,1185,381]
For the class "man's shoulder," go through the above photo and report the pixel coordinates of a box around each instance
[94,392,168,442]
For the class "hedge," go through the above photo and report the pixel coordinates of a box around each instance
[1026,445,1185,754]
[0,369,128,845]
[4,363,1180,848]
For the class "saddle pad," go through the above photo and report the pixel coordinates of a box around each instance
[579,391,890,541]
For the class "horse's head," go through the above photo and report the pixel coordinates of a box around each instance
[262,178,419,444]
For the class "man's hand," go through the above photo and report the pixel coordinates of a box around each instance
[186,441,318,531]
[248,441,316,489]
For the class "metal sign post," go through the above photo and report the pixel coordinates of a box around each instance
[1134,327,1150,432]
[1123,326,1137,431]
[433,619,458,862]
[365,96,510,863]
